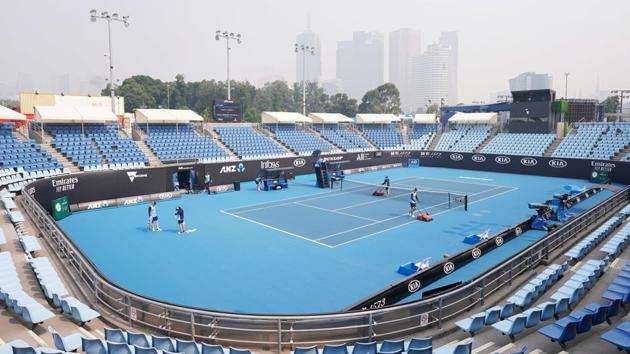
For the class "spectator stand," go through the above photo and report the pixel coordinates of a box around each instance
[135,109,230,164]
[407,114,438,150]
[355,114,404,150]
[262,112,340,156]
[435,112,496,153]
[309,113,374,152]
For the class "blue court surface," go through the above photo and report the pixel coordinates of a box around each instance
[58,166,613,314]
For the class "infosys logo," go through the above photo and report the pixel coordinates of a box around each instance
[471,154,486,163]
[407,280,421,293]
[127,171,148,182]
[293,158,306,167]
[495,156,511,164]
[260,160,280,169]
[450,153,464,161]
[549,159,568,168]
[520,157,538,167]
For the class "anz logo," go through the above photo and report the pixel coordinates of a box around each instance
[520,157,538,167]
[549,159,568,169]
[471,154,486,163]
[219,163,246,174]
[408,280,421,293]
[494,156,511,164]
[450,153,464,161]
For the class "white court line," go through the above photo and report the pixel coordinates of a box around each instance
[471,341,495,354]
[416,176,514,189]
[294,202,378,222]
[329,186,519,247]
[223,176,419,214]
[459,176,494,181]
[219,210,333,248]
[318,185,509,242]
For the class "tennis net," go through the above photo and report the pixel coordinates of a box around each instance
[339,179,468,212]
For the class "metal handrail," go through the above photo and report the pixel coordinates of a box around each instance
[20,184,629,353]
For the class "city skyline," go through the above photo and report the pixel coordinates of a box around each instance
[0,0,628,104]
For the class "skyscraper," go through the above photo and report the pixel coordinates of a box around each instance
[439,31,458,104]
[336,31,384,100]
[411,44,450,110]
[295,18,322,84]
[389,28,421,112]
[509,72,553,92]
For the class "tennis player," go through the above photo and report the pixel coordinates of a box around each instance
[175,206,186,234]
[382,176,390,196]
[149,201,162,232]
[409,188,420,217]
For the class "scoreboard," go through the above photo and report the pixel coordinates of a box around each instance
[212,100,242,122]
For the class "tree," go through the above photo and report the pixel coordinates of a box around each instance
[602,96,620,114]
[425,103,440,114]
[327,93,357,117]
[255,80,295,112]
[358,83,402,114]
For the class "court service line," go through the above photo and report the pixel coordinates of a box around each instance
[459,176,494,182]
[294,202,379,222]
[328,186,519,247]
[319,185,508,242]
[416,176,514,189]
[219,210,333,248]
[224,176,419,214]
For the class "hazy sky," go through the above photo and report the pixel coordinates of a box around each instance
[1,0,629,102]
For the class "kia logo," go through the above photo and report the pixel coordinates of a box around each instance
[407,280,421,293]
[495,156,511,164]
[472,248,482,259]
[549,159,568,168]
[293,158,306,168]
[443,262,455,274]
[450,153,464,161]
[495,236,504,246]
[472,154,486,163]
[520,158,538,167]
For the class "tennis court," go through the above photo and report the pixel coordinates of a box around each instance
[57,166,614,314]
[222,176,517,247]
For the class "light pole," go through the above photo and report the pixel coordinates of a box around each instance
[90,9,129,114]
[611,90,630,114]
[215,30,242,101]
[295,43,315,116]
[166,83,170,109]
[564,72,570,99]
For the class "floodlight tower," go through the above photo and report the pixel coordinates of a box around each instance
[215,30,242,101]
[295,44,315,116]
[90,9,129,114]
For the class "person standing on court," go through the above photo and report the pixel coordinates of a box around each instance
[204,173,212,194]
[409,188,420,217]
[382,176,391,196]
[175,206,186,234]
[149,201,162,232]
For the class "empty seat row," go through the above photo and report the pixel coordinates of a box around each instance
[506,263,568,308]
[435,124,493,153]
[482,133,555,157]
[564,216,622,260]
[358,124,404,150]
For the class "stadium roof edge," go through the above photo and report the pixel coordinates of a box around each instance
[135,109,203,123]
[261,112,311,123]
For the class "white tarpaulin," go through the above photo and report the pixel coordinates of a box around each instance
[261,112,311,124]
[448,112,498,124]
[35,105,118,123]
[308,113,353,124]
[413,114,437,124]
[356,114,399,124]
[0,106,26,121]
[135,109,203,123]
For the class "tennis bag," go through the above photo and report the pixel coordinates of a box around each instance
[417,213,433,222]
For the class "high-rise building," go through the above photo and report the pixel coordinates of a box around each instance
[509,72,553,92]
[389,28,421,112]
[295,18,322,84]
[439,32,458,104]
[336,31,384,100]
[411,44,450,111]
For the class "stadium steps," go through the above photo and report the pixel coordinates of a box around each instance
[306,125,346,152]
[612,145,630,161]
[427,130,442,151]
[253,125,296,155]
[201,126,241,160]
[348,125,379,150]
[474,126,498,153]
[544,137,563,157]
[135,140,162,167]
[40,137,80,173]
[401,125,410,145]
